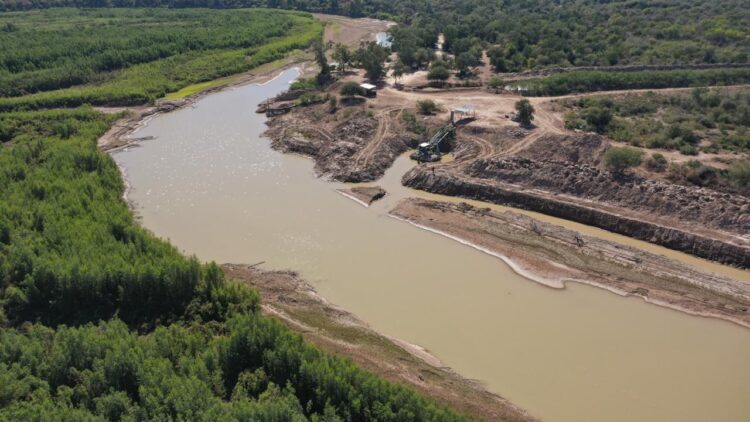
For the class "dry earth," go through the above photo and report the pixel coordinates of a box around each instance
[337,185,386,207]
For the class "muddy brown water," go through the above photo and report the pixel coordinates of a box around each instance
[114,68,750,422]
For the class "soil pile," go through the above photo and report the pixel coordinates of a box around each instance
[265,104,419,181]
[338,186,386,206]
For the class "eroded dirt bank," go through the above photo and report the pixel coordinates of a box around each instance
[402,131,750,268]
[264,101,422,181]
[390,198,750,327]
[222,263,535,422]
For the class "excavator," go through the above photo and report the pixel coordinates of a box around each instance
[414,124,454,162]
[412,107,474,162]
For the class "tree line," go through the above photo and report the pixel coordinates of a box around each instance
[0,106,464,420]
[0,8,322,111]
[4,1,747,72]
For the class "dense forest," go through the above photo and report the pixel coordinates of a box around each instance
[0,8,322,110]
[0,8,463,421]
[0,107,463,419]
[512,68,750,96]
[3,0,749,71]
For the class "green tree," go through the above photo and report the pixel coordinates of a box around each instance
[427,65,450,82]
[487,46,508,72]
[392,59,406,84]
[313,40,331,86]
[455,52,477,78]
[514,99,535,127]
[331,43,351,73]
[603,146,644,173]
[355,42,388,82]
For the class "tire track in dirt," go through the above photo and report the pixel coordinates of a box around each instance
[353,106,403,169]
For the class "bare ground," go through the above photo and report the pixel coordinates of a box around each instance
[337,186,386,207]
[222,263,535,422]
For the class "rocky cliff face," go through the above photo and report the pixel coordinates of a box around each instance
[402,168,750,268]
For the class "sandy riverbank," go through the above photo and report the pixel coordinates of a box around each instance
[390,198,750,328]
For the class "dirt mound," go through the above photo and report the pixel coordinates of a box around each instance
[266,103,418,182]
[516,133,608,164]
[338,186,386,206]
[466,157,750,234]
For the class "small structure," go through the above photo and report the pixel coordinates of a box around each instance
[450,104,476,125]
[360,83,377,97]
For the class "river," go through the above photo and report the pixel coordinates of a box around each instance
[113,68,750,422]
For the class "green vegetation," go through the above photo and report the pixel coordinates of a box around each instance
[290,77,319,91]
[355,41,389,82]
[163,77,235,101]
[6,1,750,73]
[514,99,534,127]
[417,99,438,115]
[563,88,750,154]
[488,76,504,93]
[727,159,750,188]
[0,104,461,422]
[331,43,353,73]
[391,59,407,84]
[603,146,643,173]
[339,81,364,98]
[645,153,668,172]
[0,8,322,111]
[514,68,750,96]
[0,8,464,421]
[427,64,450,82]
[402,111,426,135]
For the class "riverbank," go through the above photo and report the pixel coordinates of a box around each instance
[390,198,750,328]
[96,33,537,419]
[222,263,534,422]
[98,55,318,153]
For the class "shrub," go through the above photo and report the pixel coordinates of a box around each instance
[727,159,750,188]
[417,99,438,115]
[603,146,643,172]
[583,107,613,133]
[290,78,317,91]
[402,112,425,134]
[646,153,668,172]
[679,144,699,155]
[339,81,363,97]
[488,76,504,92]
